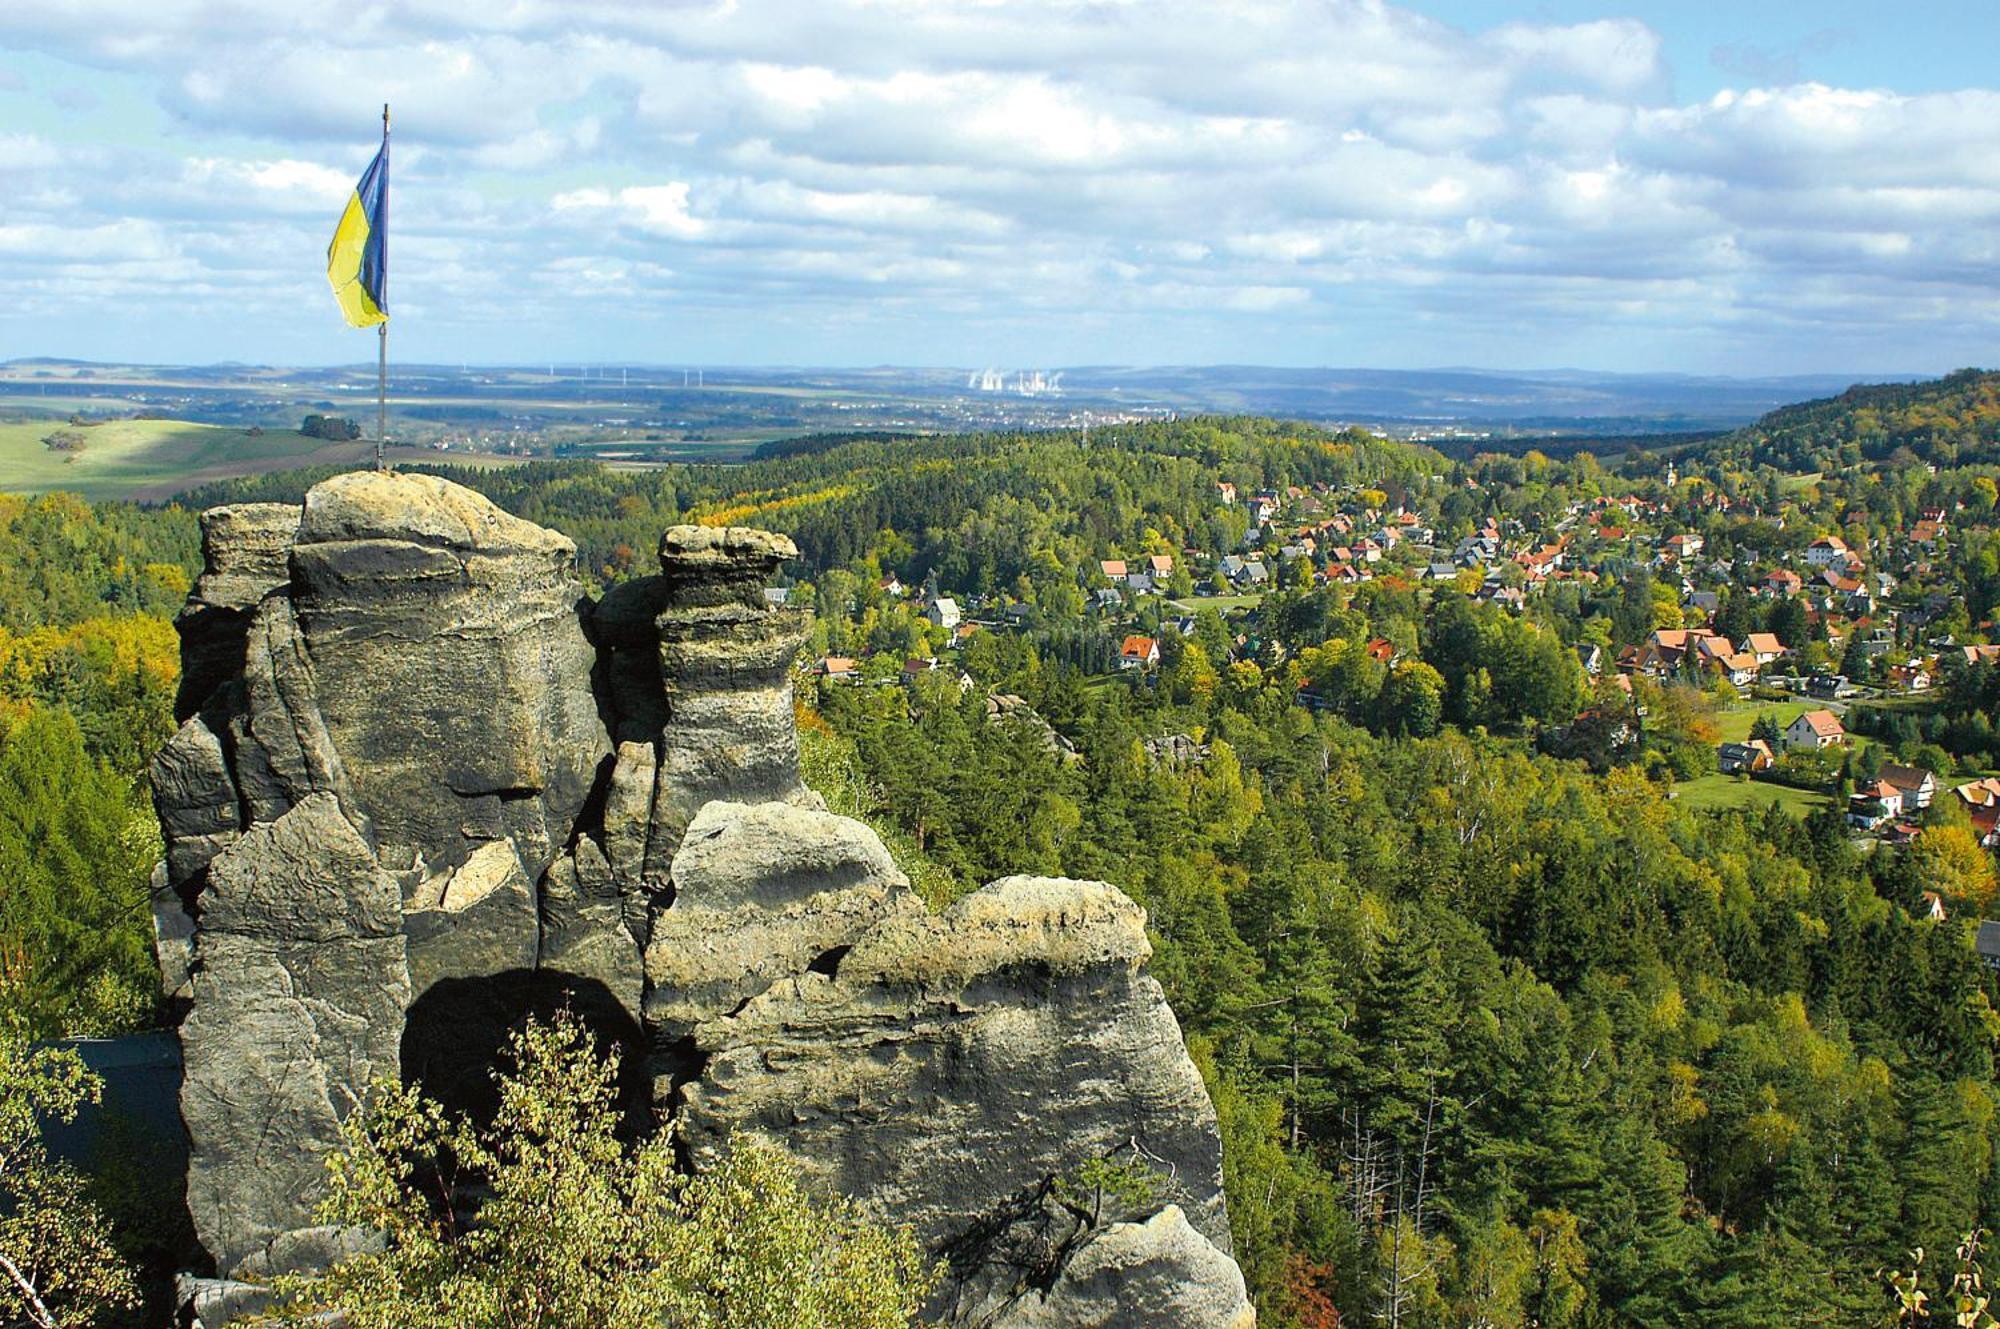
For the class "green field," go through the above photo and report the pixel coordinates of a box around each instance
[1672,773,1833,817]
[0,418,521,501]
[1714,698,1817,744]
[1171,593,1267,613]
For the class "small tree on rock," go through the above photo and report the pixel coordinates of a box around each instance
[278,1011,935,1329]
[0,1034,138,1329]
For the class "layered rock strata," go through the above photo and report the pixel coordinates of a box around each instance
[155,472,1251,1327]
[676,876,1245,1324]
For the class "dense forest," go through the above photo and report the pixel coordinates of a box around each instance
[11,380,2000,1325]
[1693,369,2000,473]
[810,633,1995,1327]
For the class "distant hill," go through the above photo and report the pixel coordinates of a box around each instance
[1056,364,1889,432]
[1694,367,2000,471]
[1,358,1905,434]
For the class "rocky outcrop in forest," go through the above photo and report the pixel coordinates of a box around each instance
[152,471,1252,1327]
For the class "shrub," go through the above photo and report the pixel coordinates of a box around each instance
[0,1034,138,1328]
[277,1011,936,1329]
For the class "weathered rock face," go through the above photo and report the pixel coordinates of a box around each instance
[994,1207,1256,1329]
[643,799,922,1092]
[675,876,1243,1325]
[177,794,408,1275]
[157,475,1250,1325]
[173,503,298,722]
[289,471,609,882]
[589,525,814,883]
[155,473,612,1279]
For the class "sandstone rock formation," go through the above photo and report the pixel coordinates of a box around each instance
[676,876,1243,1323]
[177,793,408,1276]
[155,471,1251,1326]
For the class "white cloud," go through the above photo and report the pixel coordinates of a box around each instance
[182,157,354,209]
[554,182,705,238]
[1227,284,1311,312]
[0,1,1995,370]
[621,184,704,237]
[0,219,171,259]
[0,133,59,170]
[1485,18,1664,97]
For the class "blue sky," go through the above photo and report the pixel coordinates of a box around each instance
[1433,1,1994,100]
[1,0,1997,376]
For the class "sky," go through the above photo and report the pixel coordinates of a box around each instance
[1,0,1997,376]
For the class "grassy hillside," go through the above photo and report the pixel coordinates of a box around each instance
[0,418,523,501]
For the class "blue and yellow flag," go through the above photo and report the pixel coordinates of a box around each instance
[327,135,389,327]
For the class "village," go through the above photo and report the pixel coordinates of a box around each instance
[794,443,2000,871]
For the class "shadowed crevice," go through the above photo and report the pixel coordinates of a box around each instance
[400,970,649,1136]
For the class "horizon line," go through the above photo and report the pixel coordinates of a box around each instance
[0,356,1956,384]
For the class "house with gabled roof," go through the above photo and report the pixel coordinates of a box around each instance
[1955,776,2000,808]
[1879,763,1938,811]
[1849,779,1903,830]
[1887,660,1933,692]
[1783,709,1846,752]
[1119,634,1160,671]
[1719,739,1775,774]
[1972,803,2000,850]
[1739,632,1786,665]
[1635,627,1724,676]
[1715,651,1761,687]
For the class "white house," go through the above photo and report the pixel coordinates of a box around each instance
[925,598,961,630]
[1783,708,1846,752]
[1880,763,1938,811]
[1119,634,1160,671]
[1740,632,1787,665]
[1848,779,1903,831]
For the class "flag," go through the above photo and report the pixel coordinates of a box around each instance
[327,139,389,327]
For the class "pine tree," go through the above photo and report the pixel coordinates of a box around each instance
[1347,909,1459,1154]
[0,706,157,1038]
[1581,1108,1710,1327]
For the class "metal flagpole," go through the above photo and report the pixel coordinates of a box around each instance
[377,324,387,470]
[376,103,390,470]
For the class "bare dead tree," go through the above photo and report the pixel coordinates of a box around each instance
[1372,1067,1448,1329]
